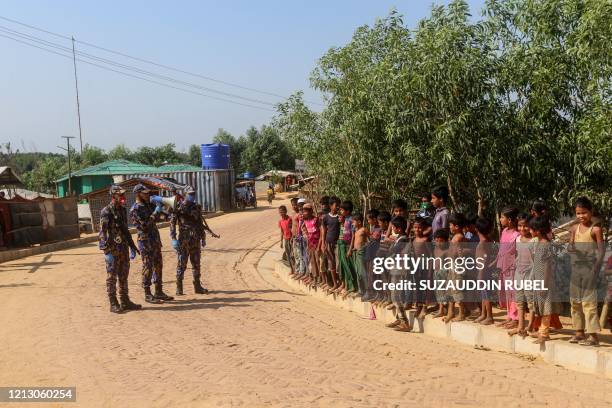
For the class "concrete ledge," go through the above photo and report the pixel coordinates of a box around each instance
[273,257,612,378]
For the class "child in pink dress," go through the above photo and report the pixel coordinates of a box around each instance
[301,203,321,287]
[496,207,520,329]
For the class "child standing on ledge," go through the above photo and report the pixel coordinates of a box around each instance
[509,213,534,336]
[529,215,558,344]
[278,205,293,273]
[475,217,496,325]
[568,197,604,347]
[349,214,369,298]
[495,206,520,329]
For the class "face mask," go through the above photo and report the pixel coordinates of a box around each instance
[113,195,126,206]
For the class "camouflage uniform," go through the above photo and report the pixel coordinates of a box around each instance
[99,184,141,313]
[130,201,163,289]
[171,200,205,281]
[99,203,137,298]
[170,185,210,295]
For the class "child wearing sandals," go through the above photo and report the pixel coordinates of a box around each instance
[509,212,535,337]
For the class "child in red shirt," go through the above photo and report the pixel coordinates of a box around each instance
[278,205,293,273]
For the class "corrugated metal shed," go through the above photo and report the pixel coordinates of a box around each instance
[126,169,234,213]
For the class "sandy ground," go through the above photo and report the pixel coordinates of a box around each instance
[0,197,610,407]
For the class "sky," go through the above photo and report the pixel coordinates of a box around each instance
[1,0,485,154]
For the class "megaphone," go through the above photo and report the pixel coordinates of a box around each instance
[150,195,178,211]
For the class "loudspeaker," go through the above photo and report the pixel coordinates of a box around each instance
[150,195,178,210]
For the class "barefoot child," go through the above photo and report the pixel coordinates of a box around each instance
[337,201,356,296]
[349,214,369,297]
[412,218,432,319]
[432,229,450,318]
[362,209,380,302]
[289,198,300,278]
[320,196,341,292]
[509,213,534,336]
[445,213,467,323]
[301,203,321,287]
[568,197,604,346]
[278,205,293,273]
[373,211,392,305]
[529,215,557,344]
[385,216,412,332]
[495,207,520,329]
[474,217,496,325]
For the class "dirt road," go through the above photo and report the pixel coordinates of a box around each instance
[1,198,610,407]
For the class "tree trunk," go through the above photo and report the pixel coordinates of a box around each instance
[447,174,458,211]
[475,178,484,217]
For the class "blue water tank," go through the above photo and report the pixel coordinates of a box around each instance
[201,143,230,170]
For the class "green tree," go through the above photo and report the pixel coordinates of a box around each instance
[107,144,133,161]
[132,143,186,167]
[239,125,294,176]
[187,144,201,167]
[79,144,108,166]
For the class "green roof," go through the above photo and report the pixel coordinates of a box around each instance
[158,163,201,172]
[56,159,160,182]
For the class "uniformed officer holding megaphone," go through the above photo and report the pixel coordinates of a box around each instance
[129,183,174,303]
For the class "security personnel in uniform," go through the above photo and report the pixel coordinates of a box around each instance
[129,183,174,303]
[170,185,219,295]
[99,185,141,313]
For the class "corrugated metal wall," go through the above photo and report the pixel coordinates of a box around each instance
[125,169,235,213]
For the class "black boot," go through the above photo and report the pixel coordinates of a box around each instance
[193,280,209,294]
[109,295,124,313]
[154,284,174,301]
[120,294,142,310]
[144,287,162,304]
[176,280,184,296]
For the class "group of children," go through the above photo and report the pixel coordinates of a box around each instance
[277,186,612,346]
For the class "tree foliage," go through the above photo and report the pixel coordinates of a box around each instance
[276,0,611,218]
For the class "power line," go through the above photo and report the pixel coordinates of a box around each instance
[0,25,277,107]
[0,14,323,107]
[0,32,276,112]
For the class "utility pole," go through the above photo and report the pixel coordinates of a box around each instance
[58,136,75,197]
[72,36,83,155]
